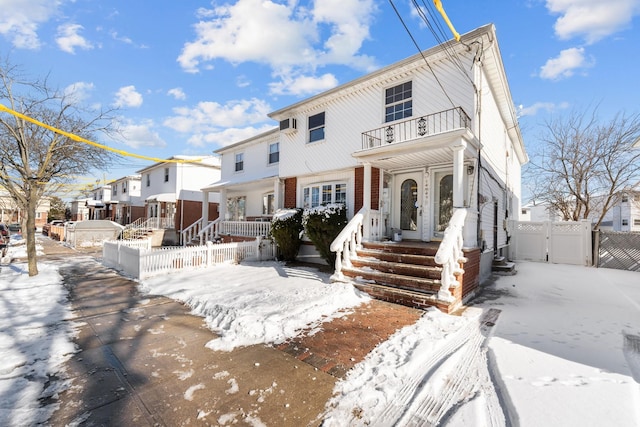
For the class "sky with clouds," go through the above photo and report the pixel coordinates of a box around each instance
[0,0,638,181]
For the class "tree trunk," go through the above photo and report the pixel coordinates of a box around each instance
[26,188,39,276]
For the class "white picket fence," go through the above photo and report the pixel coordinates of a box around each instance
[103,237,278,279]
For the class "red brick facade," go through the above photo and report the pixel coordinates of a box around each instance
[284,177,297,208]
[176,200,219,231]
[354,166,380,212]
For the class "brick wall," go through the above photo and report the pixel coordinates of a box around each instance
[354,167,381,212]
[461,248,481,298]
[284,177,297,208]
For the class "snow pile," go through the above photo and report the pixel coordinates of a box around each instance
[139,261,370,351]
[0,261,77,427]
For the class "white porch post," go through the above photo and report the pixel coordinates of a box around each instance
[219,188,227,220]
[363,163,372,240]
[452,142,466,208]
[201,191,210,226]
[273,178,281,211]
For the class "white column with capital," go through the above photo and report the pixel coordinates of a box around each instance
[452,142,466,209]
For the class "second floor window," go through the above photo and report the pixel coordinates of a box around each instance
[308,112,325,143]
[268,142,279,164]
[112,185,117,196]
[235,153,244,172]
[122,182,127,193]
[146,174,150,187]
[164,167,169,182]
[385,81,412,122]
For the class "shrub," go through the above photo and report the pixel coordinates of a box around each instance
[303,204,347,266]
[270,208,304,262]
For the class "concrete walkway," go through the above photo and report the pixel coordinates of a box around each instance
[39,238,422,426]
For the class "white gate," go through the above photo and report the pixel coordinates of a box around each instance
[511,220,592,266]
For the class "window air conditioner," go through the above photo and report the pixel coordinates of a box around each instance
[279,118,297,134]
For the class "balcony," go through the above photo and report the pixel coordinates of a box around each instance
[362,107,471,149]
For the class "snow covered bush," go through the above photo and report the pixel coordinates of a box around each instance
[303,204,347,266]
[270,208,304,262]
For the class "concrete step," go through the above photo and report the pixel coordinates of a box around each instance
[356,248,438,267]
[350,258,442,280]
[342,266,441,294]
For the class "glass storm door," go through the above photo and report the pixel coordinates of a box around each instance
[394,172,422,240]
[434,171,454,238]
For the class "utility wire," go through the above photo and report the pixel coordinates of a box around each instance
[0,103,204,165]
[387,0,457,109]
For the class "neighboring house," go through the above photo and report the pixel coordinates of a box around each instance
[111,175,145,225]
[600,190,640,232]
[0,190,50,228]
[195,24,527,312]
[520,201,562,222]
[85,185,114,220]
[70,198,90,221]
[138,156,222,234]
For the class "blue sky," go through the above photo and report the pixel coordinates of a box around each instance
[1,0,639,188]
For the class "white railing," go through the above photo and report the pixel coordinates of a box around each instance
[218,221,271,238]
[434,208,468,302]
[122,217,149,239]
[182,218,210,246]
[103,237,278,279]
[146,217,173,229]
[329,207,368,281]
[200,218,221,244]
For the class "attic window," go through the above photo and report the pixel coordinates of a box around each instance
[385,81,412,123]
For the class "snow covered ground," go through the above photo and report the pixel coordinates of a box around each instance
[1,234,639,426]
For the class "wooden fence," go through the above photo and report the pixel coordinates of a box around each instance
[103,237,278,279]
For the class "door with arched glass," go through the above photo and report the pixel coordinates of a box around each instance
[394,172,422,240]
[433,171,454,239]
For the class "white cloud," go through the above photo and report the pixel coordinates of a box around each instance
[167,87,187,100]
[164,98,272,131]
[269,72,339,96]
[163,98,273,147]
[539,47,594,80]
[546,0,640,44]
[63,81,95,103]
[0,0,60,49]
[113,118,167,149]
[109,30,133,45]
[113,85,143,108]
[177,0,377,75]
[56,23,94,54]
[518,101,570,117]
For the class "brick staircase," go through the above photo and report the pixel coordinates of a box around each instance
[340,241,457,312]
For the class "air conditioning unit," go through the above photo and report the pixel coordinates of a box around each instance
[279,118,297,134]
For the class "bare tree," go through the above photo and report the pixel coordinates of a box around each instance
[526,108,640,230]
[0,60,115,275]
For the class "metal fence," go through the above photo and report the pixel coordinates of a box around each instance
[597,231,640,272]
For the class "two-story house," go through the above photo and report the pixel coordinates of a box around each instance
[138,155,222,238]
[86,185,113,220]
[110,175,145,225]
[193,24,527,312]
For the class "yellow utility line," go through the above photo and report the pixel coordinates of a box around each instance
[433,0,460,42]
[0,103,202,164]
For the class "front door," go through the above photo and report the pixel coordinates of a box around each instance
[433,170,454,239]
[394,172,422,240]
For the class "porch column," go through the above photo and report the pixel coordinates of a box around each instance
[273,178,281,211]
[363,163,372,240]
[201,191,209,225]
[219,188,227,220]
[452,142,466,208]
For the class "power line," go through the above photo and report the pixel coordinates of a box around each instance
[387,0,457,109]
[0,103,204,165]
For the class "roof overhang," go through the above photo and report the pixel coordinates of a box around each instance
[146,193,176,203]
[352,128,479,171]
[202,175,278,193]
[85,199,105,208]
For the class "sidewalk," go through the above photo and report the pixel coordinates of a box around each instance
[40,238,422,426]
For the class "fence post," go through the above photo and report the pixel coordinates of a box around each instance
[256,236,262,261]
[206,241,214,266]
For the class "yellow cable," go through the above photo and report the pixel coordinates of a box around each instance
[433,0,460,42]
[0,103,203,164]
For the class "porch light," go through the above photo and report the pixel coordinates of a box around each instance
[417,117,427,136]
[385,126,394,143]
